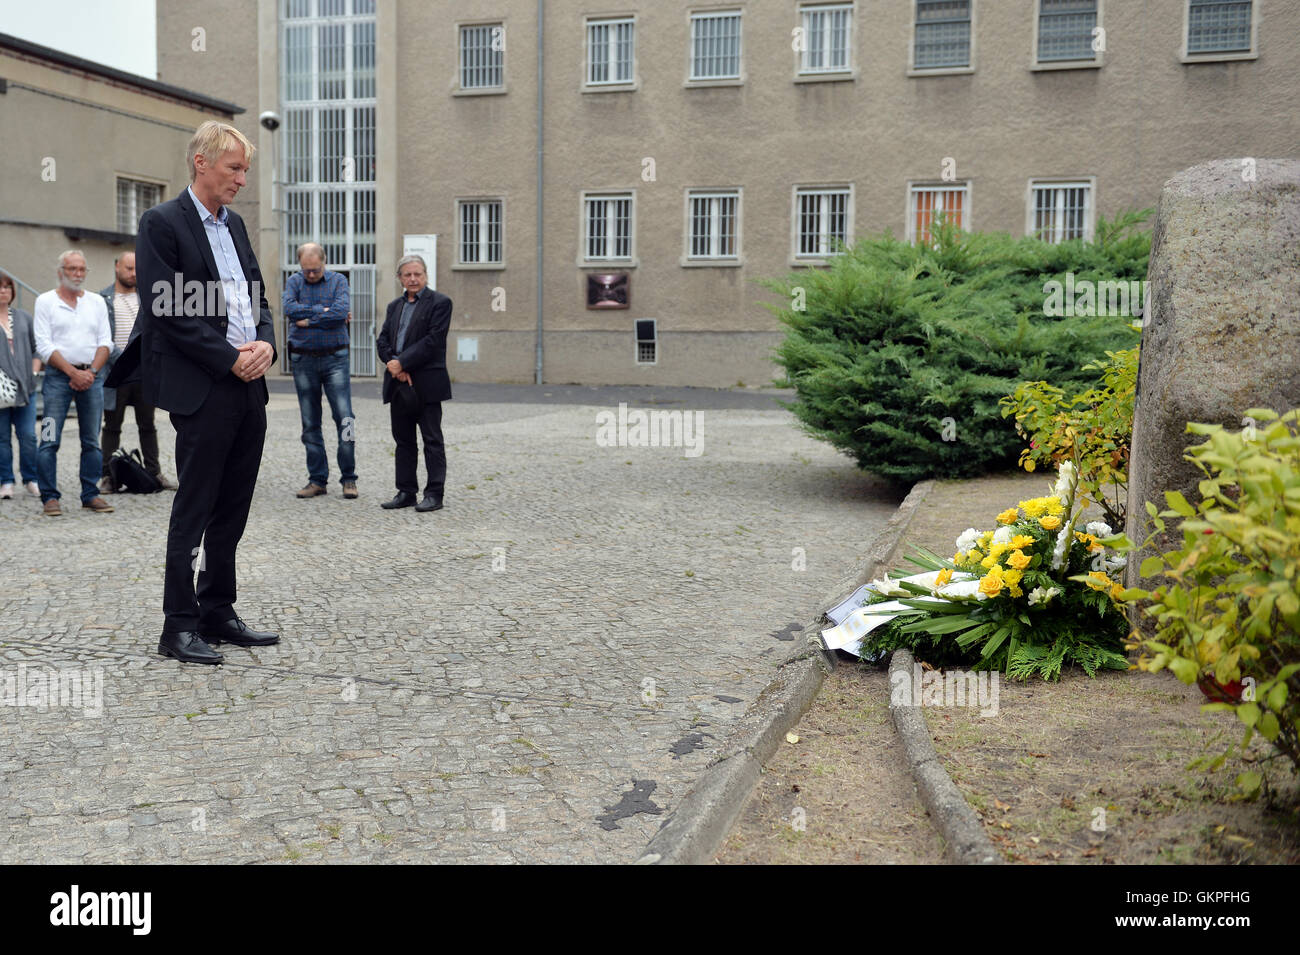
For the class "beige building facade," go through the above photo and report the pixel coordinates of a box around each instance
[154,0,1299,385]
[0,32,241,311]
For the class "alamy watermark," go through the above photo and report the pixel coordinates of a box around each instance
[0,664,103,716]
[1042,272,1148,320]
[595,403,704,458]
[890,663,999,717]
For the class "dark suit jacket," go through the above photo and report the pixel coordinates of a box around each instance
[376,287,452,405]
[128,189,277,415]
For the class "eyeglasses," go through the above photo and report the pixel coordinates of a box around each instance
[61,266,88,275]
[302,268,324,276]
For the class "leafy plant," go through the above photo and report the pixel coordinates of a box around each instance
[1116,408,1300,793]
[1000,346,1137,528]
[765,211,1148,482]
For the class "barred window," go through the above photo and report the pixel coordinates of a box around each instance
[584,194,633,260]
[1187,0,1252,54]
[795,188,849,257]
[800,4,852,74]
[587,17,634,84]
[461,23,505,89]
[914,0,970,70]
[1038,0,1097,62]
[1031,182,1091,243]
[910,184,967,244]
[690,11,742,80]
[459,200,504,265]
[116,178,163,234]
[688,191,739,259]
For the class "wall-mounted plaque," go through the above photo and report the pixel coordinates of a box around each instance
[587,272,629,309]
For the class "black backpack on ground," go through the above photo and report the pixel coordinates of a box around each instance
[109,449,163,494]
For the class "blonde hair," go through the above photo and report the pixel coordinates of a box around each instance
[187,121,255,182]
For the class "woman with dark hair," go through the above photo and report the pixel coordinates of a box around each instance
[0,271,41,499]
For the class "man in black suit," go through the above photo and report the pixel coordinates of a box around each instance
[130,121,280,665]
[376,255,451,512]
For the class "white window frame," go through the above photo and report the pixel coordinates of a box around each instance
[581,191,636,265]
[1025,179,1095,244]
[1031,0,1104,71]
[908,0,975,76]
[907,182,970,245]
[115,176,165,235]
[585,15,637,90]
[683,188,742,265]
[1180,0,1258,63]
[455,198,505,269]
[635,318,658,365]
[456,21,507,94]
[791,185,854,265]
[797,3,854,78]
[687,9,744,85]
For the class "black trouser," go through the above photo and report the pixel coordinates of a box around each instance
[163,374,266,634]
[101,379,161,478]
[391,399,445,497]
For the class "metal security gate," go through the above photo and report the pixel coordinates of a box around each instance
[278,266,377,376]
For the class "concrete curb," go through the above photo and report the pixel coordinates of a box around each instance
[636,480,934,864]
[888,649,1002,865]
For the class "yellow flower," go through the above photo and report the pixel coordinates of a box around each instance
[1083,570,1111,592]
[967,548,983,563]
[1019,497,1048,518]
[1008,584,1024,598]
[1044,496,1064,516]
[1039,515,1062,531]
[952,552,964,564]
[1009,534,1036,550]
[1002,568,1024,588]
[996,507,1020,526]
[935,568,953,587]
[978,566,1005,597]
[1007,549,1031,570]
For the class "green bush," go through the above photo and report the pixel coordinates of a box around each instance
[1117,409,1300,793]
[1000,346,1138,529]
[765,212,1148,482]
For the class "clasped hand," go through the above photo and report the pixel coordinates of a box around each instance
[386,358,411,384]
[231,340,274,381]
[68,368,96,391]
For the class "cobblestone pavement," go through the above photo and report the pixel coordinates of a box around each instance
[0,382,900,863]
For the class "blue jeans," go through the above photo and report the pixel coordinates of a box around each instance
[37,367,105,504]
[0,398,38,484]
[292,347,356,486]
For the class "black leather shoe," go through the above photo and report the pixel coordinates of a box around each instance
[199,617,280,647]
[158,631,224,665]
[381,491,417,509]
[415,493,444,512]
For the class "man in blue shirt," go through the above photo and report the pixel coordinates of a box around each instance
[283,243,356,499]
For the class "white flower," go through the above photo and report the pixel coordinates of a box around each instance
[955,528,982,553]
[869,576,907,597]
[992,526,1014,546]
[1052,461,1078,499]
[1050,522,1072,572]
[1086,521,1113,539]
[1027,586,1062,607]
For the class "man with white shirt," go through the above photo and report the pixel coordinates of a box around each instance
[33,250,114,516]
[99,252,175,493]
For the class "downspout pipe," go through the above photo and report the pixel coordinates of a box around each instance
[534,0,545,384]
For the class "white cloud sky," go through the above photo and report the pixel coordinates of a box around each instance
[0,0,156,78]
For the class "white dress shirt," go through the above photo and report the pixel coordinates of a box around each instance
[33,289,111,366]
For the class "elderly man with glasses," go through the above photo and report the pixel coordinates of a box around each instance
[32,250,114,516]
[283,242,355,500]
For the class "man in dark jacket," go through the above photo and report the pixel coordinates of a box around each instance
[99,251,174,492]
[132,121,279,665]
[375,255,451,512]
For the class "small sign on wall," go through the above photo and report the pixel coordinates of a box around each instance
[587,272,629,309]
[457,337,478,362]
